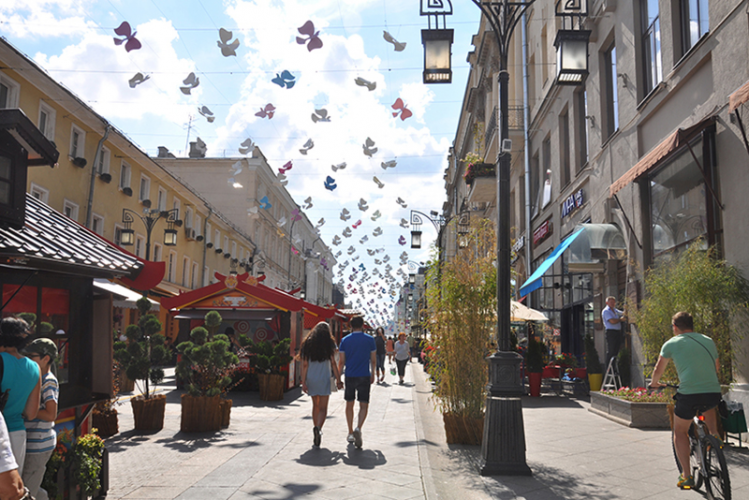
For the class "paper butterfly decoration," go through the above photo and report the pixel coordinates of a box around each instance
[316,218,325,228]
[294,235,303,244]
[363,137,378,157]
[340,208,351,221]
[238,138,255,155]
[383,31,406,52]
[114,22,141,52]
[352,220,362,229]
[347,246,356,255]
[303,196,313,209]
[367,249,376,256]
[392,98,413,120]
[342,227,352,238]
[180,73,200,95]
[311,109,331,123]
[324,176,337,191]
[277,216,287,228]
[334,251,342,258]
[358,199,369,211]
[396,197,408,208]
[373,227,383,237]
[290,208,302,222]
[373,177,384,189]
[231,162,244,179]
[217,28,240,57]
[331,162,346,172]
[354,77,377,91]
[279,161,293,174]
[352,256,360,261]
[296,21,323,51]
[381,160,397,170]
[299,139,314,155]
[272,70,296,89]
[228,177,242,188]
[128,73,150,88]
[255,103,276,119]
[374,258,382,264]
[359,235,369,244]
[400,218,409,229]
[196,106,215,123]
[277,173,288,187]
[359,263,366,271]
[247,206,258,216]
[259,196,272,209]
[371,210,382,221]
[291,247,299,255]
[332,235,341,246]
[277,228,285,238]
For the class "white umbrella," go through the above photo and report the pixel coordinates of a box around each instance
[510,301,548,322]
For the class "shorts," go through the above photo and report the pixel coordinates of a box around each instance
[673,392,722,420]
[376,353,386,370]
[344,376,371,403]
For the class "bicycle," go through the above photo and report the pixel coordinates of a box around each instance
[653,383,731,500]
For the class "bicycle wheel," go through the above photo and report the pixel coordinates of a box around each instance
[672,430,704,489]
[703,435,731,500]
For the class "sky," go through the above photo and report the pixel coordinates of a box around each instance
[0,0,482,328]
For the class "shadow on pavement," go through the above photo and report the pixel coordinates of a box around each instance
[296,448,344,466]
[341,446,387,469]
[153,432,261,453]
[483,462,616,500]
[244,483,322,499]
[104,432,153,453]
[521,396,587,409]
[393,439,440,448]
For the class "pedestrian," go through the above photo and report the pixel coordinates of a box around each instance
[22,339,58,500]
[0,410,27,500]
[394,333,410,385]
[338,316,376,449]
[374,327,386,383]
[602,296,626,369]
[0,318,41,475]
[386,336,395,364]
[406,332,415,358]
[299,322,342,448]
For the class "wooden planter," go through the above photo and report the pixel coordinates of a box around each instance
[180,394,221,433]
[443,413,484,445]
[258,373,285,401]
[590,392,670,429]
[219,399,232,428]
[131,394,166,431]
[119,374,135,392]
[92,409,119,438]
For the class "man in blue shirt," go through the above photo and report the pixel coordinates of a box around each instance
[602,296,625,368]
[338,316,376,449]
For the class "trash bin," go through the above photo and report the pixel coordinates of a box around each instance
[721,400,747,447]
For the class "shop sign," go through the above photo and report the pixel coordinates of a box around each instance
[561,189,584,219]
[511,235,524,265]
[533,220,553,246]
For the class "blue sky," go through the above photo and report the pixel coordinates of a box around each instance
[1,0,483,325]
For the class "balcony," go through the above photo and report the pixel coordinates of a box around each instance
[485,105,524,152]
[465,162,496,205]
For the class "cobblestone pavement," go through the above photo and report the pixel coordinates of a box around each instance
[105,364,749,499]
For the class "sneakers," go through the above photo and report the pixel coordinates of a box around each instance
[677,474,695,489]
[347,433,355,444]
[313,426,321,447]
[353,427,362,448]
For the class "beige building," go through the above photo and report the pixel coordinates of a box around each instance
[445,0,749,411]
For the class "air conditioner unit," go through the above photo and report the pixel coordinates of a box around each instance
[185,227,196,241]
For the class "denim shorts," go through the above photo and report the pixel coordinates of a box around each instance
[674,392,722,420]
[344,376,371,403]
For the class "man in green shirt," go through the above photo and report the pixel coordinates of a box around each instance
[649,311,721,490]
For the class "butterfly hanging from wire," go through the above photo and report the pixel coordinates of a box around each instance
[180,73,200,95]
[217,28,240,57]
[114,22,141,52]
[272,70,297,89]
[296,21,323,51]
[255,103,276,119]
[324,176,337,191]
[392,98,413,120]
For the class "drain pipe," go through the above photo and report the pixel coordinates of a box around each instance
[521,11,533,301]
[85,125,111,229]
[202,206,212,287]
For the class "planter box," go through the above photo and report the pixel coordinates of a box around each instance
[131,394,166,431]
[258,373,285,401]
[590,392,670,429]
[443,413,484,445]
[92,409,119,438]
[181,394,221,433]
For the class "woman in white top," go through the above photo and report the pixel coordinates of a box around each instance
[393,333,411,385]
[300,322,342,447]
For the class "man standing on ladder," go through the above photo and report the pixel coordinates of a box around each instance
[602,296,626,369]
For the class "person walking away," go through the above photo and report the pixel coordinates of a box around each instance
[649,311,722,490]
[602,296,625,368]
[0,318,41,475]
[338,316,376,449]
[374,328,386,383]
[394,333,410,385]
[299,322,342,447]
[406,333,415,358]
[0,410,27,500]
[386,336,395,364]
[22,339,59,500]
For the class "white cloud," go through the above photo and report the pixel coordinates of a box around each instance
[0,0,96,38]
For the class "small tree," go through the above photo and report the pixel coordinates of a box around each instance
[584,333,603,374]
[242,338,292,375]
[632,243,749,384]
[176,310,239,396]
[525,337,546,373]
[113,297,170,398]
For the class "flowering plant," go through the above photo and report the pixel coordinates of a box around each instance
[601,386,673,403]
[548,352,577,368]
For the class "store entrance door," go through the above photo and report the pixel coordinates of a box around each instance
[561,304,585,362]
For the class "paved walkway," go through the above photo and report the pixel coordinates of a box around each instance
[106,364,749,499]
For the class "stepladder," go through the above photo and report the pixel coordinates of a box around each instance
[602,357,622,391]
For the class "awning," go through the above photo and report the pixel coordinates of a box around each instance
[93,279,160,310]
[510,301,547,322]
[519,228,584,297]
[609,116,715,197]
[729,79,749,112]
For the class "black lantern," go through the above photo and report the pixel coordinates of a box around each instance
[164,228,178,246]
[554,30,591,85]
[408,273,415,285]
[421,29,453,84]
[411,229,422,249]
[120,228,135,246]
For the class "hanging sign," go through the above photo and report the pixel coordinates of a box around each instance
[561,189,585,219]
[533,220,553,246]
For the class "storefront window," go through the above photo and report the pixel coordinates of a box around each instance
[649,138,708,262]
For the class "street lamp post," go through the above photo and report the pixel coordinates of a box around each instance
[120,208,180,262]
[420,0,590,476]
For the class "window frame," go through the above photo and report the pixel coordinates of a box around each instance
[91,213,104,235]
[69,123,86,159]
[135,235,146,259]
[602,43,619,140]
[96,146,110,175]
[157,186,167,211]
[119,161,132,190]
[139,174,151,202]
[113,223,124,246]
[168,251,177,282]
[62,199,79,221]
[182,256,190,287]
[680,0,710,56]
[152,243,162,262]
[0,73,21,109]
[29,183,49,203]
[38,100,56,141]
[641,0,663,96]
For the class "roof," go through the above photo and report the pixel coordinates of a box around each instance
[0,194,143,277]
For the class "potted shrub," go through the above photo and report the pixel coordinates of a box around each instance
[92,362,121,438]
[584,333,603,391]
[176,310,238,432]
[113,296,171,431]
[526,337,545,397]
[42,432,106,500]
[243,338,292,401]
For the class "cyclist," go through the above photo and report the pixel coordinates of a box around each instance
[649,311,722,490]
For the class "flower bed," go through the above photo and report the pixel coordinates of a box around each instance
[590,388,671,429]
[464,162,495,186]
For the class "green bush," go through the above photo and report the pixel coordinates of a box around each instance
[584,333,602,374]
[525,337,546,373]
[242,338,292,375]
[617,346,631,387]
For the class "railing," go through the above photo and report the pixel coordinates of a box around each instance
[485,105,525,152]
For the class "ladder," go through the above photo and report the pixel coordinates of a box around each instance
[602,357,622,391]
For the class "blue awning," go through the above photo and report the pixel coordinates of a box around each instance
[519,228,585,297]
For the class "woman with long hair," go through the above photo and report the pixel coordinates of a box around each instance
[299,322,341,447]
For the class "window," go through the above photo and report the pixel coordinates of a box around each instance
[603,43,619,139]
[114,224,124,246]
[204,266,210,287]
[528,54,536,109]
[96,147,110,175]
[680,0,709,55]
[29,183,49,203]
[69,124,85,159]
[231,241,237,258]
[540,137,552,209]
[224,236,229,254]
[194,214,202,237]
[182,257,190,287]
[215,230,221,250]
[157,187,167,211]
[185,207,194,230]
[153,243,162,262]
[205,222,212,244]
[38,101,56,141]
[531,151,540,218]
[641,0,663,95]
[0,73,20,109]
[135,235,146,259]
[119,161,131,189]
[139,175,151,202]
[559,108,571,187]
[172,198,180,219]
[92,213,104,235]
[574,89,589,171]
[168,251,177,282]
[191,263,199,289]
[63,199,79,221]
[541,24,549,85]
